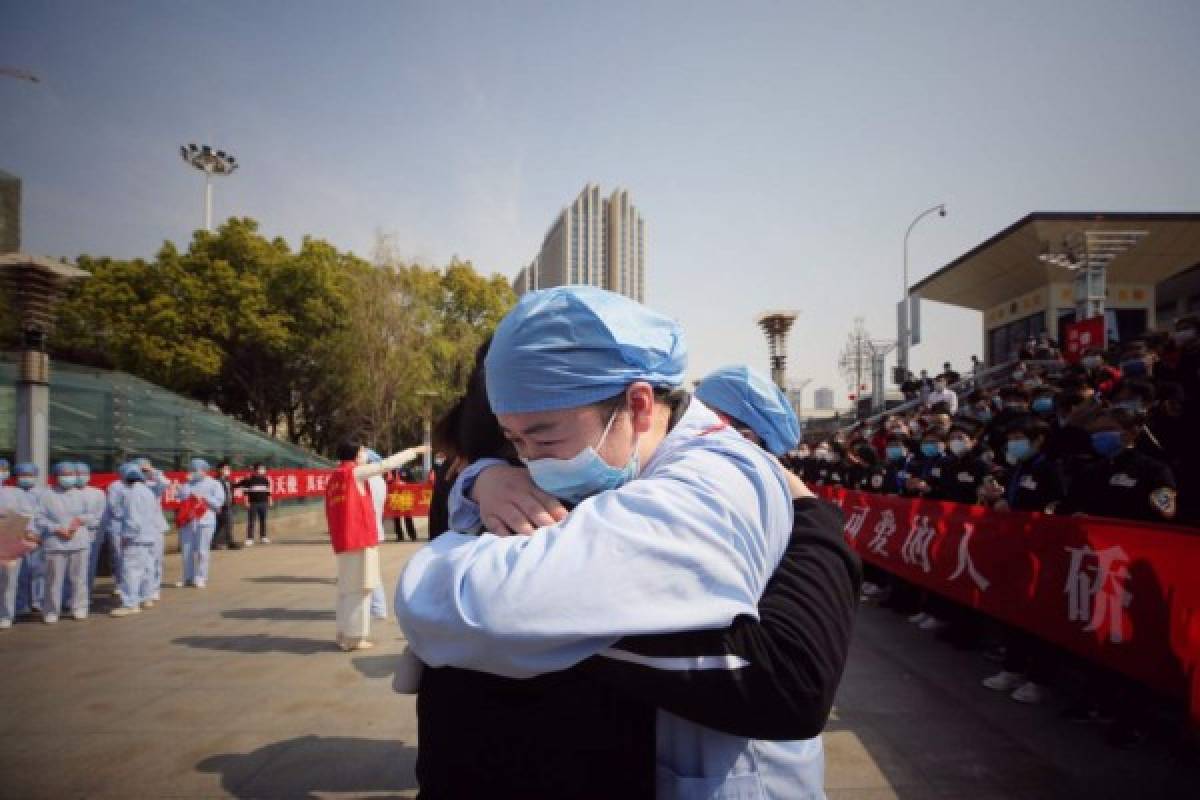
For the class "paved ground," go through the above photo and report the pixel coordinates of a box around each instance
[0,522,1195,799]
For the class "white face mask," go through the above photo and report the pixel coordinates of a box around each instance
[948,439,970,456]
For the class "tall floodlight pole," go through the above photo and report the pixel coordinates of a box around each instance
[898,203,947,376]
[180,143,238,231]
[757,311,799,389]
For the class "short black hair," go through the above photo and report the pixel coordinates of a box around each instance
[252,461,264,469]
[335,441,362,462]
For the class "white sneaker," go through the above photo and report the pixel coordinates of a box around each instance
[260,537,271,544]
[919,616,948,632]
[861,581,881,597]
[1011,681,1047,704]
[109,606,142,618]
[908,612,930,625]
[141,600,156,610]
[194,580,206,589]
[43,614,59,625]
[982,670,1026,691]
[244,539,254,547]
[72,610,88,621]
[0,618,12,630]
[173,581,186,588]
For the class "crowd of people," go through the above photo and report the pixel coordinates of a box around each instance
[0,457,288,627]
[783,315,1200,748]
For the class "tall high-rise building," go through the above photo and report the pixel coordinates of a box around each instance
[515,184,644,302]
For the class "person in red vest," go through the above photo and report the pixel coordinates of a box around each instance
[325,441,426,651]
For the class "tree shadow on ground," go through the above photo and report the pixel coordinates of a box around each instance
[222,607,336,622]
[196,735,417,799]
[245,575,336,585]
[172,634,335,655]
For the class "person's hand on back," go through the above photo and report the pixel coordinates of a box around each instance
[472,464,568,536]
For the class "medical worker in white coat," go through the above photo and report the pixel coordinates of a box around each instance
[111,463,169,617]
[396,286,823,800]
[35,462,96,622]
[176,458,225,589]
[0,459,39,629]
[137,458,169,601]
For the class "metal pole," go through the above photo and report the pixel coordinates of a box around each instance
[422,410,433,477]
[898,204,946,375]
[204,172,213,231]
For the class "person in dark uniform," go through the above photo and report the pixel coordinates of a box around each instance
[930,423,991,504]
[980,416,1067,515]
[234,463,273,545]
[1060,408,1178,524]
[903,429,949,499]
[845,441,886,493]
[880,433,915,497]
[980,415,1067,705]
[391,463,421,542]
[211,462,239,550]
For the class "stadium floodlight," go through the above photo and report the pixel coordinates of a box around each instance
[180,143,239,231]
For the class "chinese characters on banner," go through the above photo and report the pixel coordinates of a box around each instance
[813,486,1200,725]
[84,469,434,519]
[1063,315,1106,364]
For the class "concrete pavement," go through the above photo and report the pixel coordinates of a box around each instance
[0,522,1195,799]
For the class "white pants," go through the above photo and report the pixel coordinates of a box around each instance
[181,516,216,584]
[0,559,20,622]
[118,543,156,607]
[43,550,89,617]
[335,548,380,643]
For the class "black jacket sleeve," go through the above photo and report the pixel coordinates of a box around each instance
[580,498,861,740]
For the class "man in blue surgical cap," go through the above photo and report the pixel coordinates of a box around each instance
[696,365,803,456]
[111,463,169,617]
[397,287,823,799]
[175,459,226,589]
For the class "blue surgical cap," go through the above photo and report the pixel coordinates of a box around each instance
[53,461,78,476]
[120,462,144,482]
[15,462,37,477]
[365,449,382,464]
[485,286,687,415]
[189,458,210,473]
[75,462,91,476]
[136,457,153,470]
[695,365,802,456]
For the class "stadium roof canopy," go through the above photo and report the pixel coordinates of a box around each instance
[911,212,1200,311]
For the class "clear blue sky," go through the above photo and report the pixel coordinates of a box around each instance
[4,1,1200,402]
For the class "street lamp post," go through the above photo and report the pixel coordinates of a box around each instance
[898,204,947,377]
[180,143,238,231]
[416,390,438,477]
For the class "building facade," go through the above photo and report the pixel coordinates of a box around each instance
[516,184,645,302]
[813,387,835,410]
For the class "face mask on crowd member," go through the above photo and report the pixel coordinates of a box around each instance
[53,462,78,490]
[885,439,907,463]
[484,286,686,506]
[947,430,974,457]
[794,444,811,460]
[1005,434,1034,465]
[694,365,801,457]
[74,462,91,488]
[919,436,945,459]
[909,419,923,437]
[1031,393,1055,415]
[812,444,833,462]
[15,463,37,489]
[255,464,268,476]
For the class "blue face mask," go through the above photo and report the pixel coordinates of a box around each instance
[57,475,77,489]
[17,477,36,490]
[1031,397,1053,413]
[1091,430,1124,458]
[1113,401,1144,414]
[1006,439,1033,465]
[920,442,942,458]
[525,410,639,505]
[886,446,906,463]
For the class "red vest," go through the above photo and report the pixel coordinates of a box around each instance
[324,462,377,554]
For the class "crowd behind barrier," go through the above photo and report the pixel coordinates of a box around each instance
[783,318,1200,744]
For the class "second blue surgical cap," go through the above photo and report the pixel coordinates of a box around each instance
[695,365,802,456]
[485,286,687,415]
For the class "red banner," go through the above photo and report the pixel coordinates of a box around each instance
[1063,315,1106,364]
[814,486,1200,724]
[383,480,434,519]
